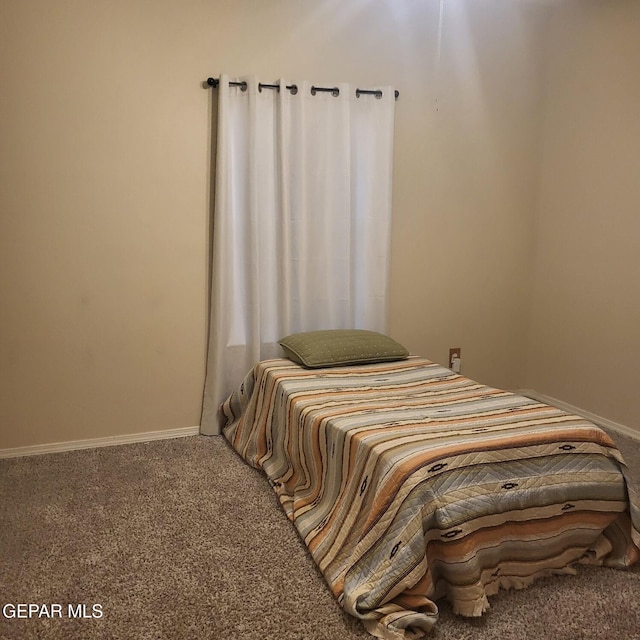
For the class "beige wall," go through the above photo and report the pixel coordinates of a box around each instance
[526,0,640,433]
[388,0,547,388]
[0,0,549,450]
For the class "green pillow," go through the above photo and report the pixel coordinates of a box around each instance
[278,329,409,369]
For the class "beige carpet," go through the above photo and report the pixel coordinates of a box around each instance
[1,430,639,640]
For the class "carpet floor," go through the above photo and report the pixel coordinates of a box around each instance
[1,429,639,640]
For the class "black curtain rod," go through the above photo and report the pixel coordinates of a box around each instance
[206,77,399,100]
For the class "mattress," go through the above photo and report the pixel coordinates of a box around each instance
[220,356,640,640]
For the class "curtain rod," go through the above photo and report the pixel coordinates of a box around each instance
[206,77,399,100]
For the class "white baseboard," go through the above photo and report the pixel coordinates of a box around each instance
[0,425,202,459]
[2,392,637,459]
[515,389,640,442]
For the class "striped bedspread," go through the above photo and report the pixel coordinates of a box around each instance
[220,357,640,640]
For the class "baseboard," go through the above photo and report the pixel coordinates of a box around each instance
[0,425,202,459]
[515,388,640,442]
[3,392,637,458]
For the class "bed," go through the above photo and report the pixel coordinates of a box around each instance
[219,338,640,640]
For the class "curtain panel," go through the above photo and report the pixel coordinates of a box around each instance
[201,75,396,435]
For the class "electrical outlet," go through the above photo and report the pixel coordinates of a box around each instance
[449,347,461,373]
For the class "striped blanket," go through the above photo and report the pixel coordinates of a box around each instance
[220,357,640,640]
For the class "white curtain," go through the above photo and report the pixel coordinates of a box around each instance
[201,75,396,435]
